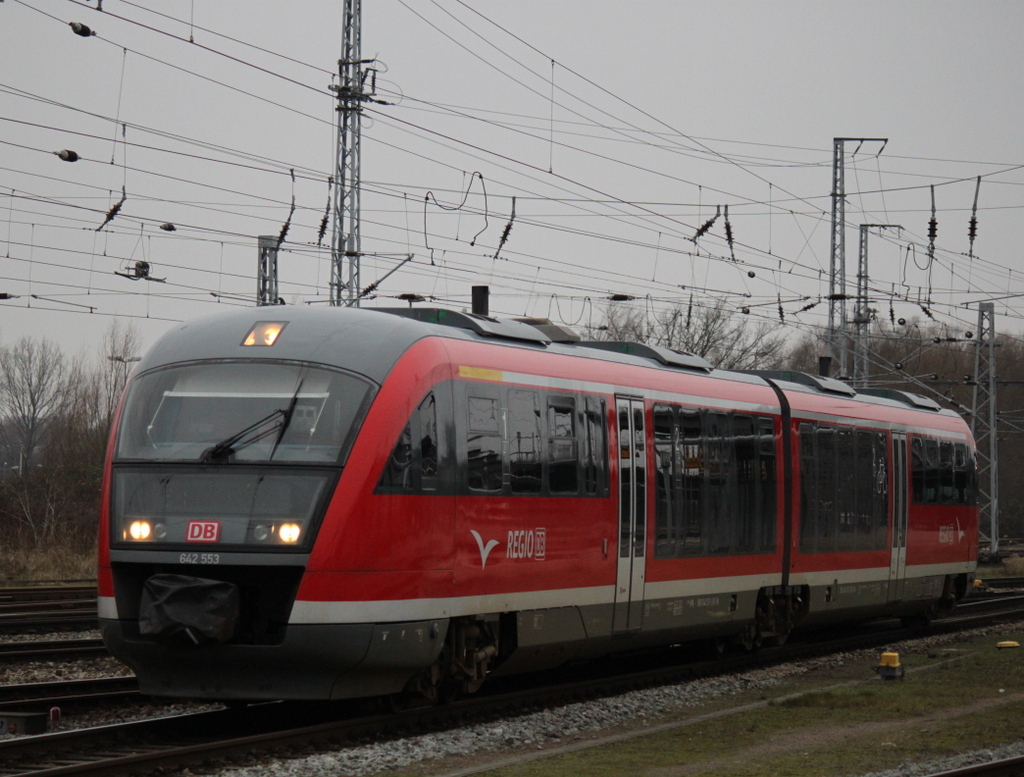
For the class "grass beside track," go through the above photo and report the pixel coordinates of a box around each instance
[405,626,1024,777]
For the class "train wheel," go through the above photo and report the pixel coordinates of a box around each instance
[741,625,763,653]
[387,692,409,713]
[703,636,726,659]
[439,679,461,705]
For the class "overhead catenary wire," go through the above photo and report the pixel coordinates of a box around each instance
[2,0,1022,352]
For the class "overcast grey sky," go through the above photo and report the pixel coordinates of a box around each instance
[2,1,1023,370]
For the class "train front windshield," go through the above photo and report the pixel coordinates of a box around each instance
[110,362,374,552]
[116,362,373,464]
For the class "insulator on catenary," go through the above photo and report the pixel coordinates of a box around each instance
[724,205,735,261]
[70,22,95,37]
[968,175,981,256]
[159,223,176,232]
[56,149,79,162]
[693,206,720,241]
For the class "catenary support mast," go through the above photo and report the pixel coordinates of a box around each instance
[829,138,887,377]
[852,224,900,385]
[331,0,365,306]
[971,302,999,556]
[257,236,279,306]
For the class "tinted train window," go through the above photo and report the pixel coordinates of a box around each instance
[680,412,703,555]
[582,397,607,495]
[548,396,578,494]
[654,407,675,557]
[508,390,542,494]
[468,395,503,492]
[380,421,414,490]
[419,393,438,490]
[454,382,608,498]
[912,435,976,505]
[381,381,609,498]
[799,422,889,554]
[377,390,451,494]
[653,403,776,559]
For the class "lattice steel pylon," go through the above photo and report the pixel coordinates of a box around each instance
[257,235,279,306]
[971,302,999,556]
[330,0,366,307]
[852,224,900,386]
[829,138,887,378]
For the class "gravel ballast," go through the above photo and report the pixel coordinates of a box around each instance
[4,626,1024,775]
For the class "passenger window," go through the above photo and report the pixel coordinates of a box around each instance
[582,396,606,495]
[467,395,502,492]
[381,421,414,490]
[680,412,703,555]
[419,393,438,490]
[548,396,578,494]
[508,390,541,494]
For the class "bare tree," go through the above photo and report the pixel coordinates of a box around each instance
[0,321,142,548]
[586,299,791,370]
[99,319,142,430]
[0,337,69,470]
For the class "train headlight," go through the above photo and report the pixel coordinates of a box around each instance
[128,520,152,541]
[253,524,270,541]
[279,522,301,543]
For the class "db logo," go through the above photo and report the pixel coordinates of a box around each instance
[186,521,220,543]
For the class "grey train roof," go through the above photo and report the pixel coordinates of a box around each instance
[136,306,958,418]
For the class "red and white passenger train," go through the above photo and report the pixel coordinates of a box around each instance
[98,305,979,702]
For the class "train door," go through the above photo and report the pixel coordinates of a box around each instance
[888,433,909,601]
[613,396,646,632]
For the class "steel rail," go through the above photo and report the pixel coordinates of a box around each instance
[0,640,107,663]
[2,599,1023,777]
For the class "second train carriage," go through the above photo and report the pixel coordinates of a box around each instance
[97,305,978,701]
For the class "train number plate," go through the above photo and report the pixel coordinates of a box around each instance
[179,553,220,565]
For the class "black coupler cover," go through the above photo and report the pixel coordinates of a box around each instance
[139,574,240,646]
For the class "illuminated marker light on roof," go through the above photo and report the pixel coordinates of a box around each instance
[242,322,288,346]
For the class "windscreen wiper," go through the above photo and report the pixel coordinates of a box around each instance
[200,409,286,463]
[268,379,304,461]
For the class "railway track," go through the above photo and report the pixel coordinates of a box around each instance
[978,576,1024,590]
[0,587,98,634]
[0,640,107,663]
[0,676,138,711]
[927,755,1024,777]
[2,597,1023,777]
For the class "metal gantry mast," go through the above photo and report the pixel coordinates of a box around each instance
[257,235,279,306]
[331,0,366,306]
[971,302,999,556]
[829,138,887,378]
[852,224,900,386]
